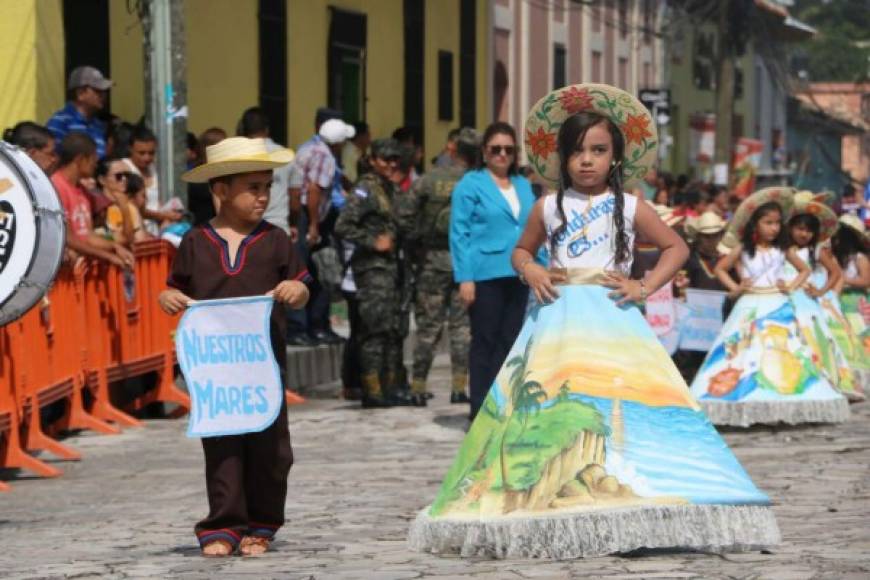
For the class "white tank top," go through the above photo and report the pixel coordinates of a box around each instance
[784,244,832,287]
[740,247,785,287]
[543,189,637,274]
[844,255,859,279]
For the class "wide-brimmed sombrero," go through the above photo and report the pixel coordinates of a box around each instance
[791,191,838,242]
[839,213,868,241]
[524,83,658,190]
[685,211,726,240]
[646,201,684,228]
[718,187,796,252]
[182,137,294,183]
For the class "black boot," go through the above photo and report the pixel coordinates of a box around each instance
[450,391,470,404]
[361,394,391,408]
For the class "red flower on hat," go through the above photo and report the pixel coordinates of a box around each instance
[558,87,595,114]
[526,127,557,159]
[621,113,653,145]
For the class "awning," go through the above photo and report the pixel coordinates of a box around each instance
[754,0,816,41]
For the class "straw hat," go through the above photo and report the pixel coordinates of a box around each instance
[718,187,796,253]
[839,213,868,239]
[524,83,658,190]
[646,201,684,228]
[685,211,726,240]
[181,137,294,183]
[791,190,839,242]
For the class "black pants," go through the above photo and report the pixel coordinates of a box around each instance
[468,277,528,419]
[341,290,363,392]
[306,207,338,334]
[195,403,293,547]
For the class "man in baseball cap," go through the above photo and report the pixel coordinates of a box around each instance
[46,66,114,158]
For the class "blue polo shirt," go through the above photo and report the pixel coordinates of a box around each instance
[46,102,107,158]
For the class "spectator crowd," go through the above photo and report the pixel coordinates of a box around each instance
[4,65,869,413]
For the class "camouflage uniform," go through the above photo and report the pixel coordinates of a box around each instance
[334,170,401,401]
[396,165,471,396]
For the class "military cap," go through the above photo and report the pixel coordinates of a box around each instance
[371,138,402,160]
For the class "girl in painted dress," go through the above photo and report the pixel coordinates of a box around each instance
[689,189,849,426]
[783,192,862,400]
[409,84,779,560]
[832,214,870,383]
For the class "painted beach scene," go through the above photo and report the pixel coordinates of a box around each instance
[428,286,770,520]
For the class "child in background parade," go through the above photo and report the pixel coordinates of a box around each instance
[672,211,730,380]
[689,189,848,426]
[783,193,861,400]
[158,137,309,557]
[831,214,870,383]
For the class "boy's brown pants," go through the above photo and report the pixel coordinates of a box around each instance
[194,402,293,548]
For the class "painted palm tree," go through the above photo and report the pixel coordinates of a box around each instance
[512,380,547,441]
[558,381,570,401]
[499,338,547,492]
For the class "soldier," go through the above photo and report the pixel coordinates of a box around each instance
[335,139,411,408]
[396,128,480,406]
[391,143,421,399]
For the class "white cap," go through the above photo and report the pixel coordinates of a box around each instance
[319,119,355,144]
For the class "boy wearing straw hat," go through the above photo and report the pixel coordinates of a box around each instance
[158,137,310,557]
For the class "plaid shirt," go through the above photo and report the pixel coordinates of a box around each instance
[290,136,336,221]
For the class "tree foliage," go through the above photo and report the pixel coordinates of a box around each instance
[792,0,870,82]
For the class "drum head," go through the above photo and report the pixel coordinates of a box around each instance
[0,142,65,326]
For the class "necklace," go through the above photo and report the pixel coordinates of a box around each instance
[574,190,608,240]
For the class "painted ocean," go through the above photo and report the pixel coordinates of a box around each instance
[576,395,769,505]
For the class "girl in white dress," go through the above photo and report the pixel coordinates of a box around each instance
[689,189,849,426]
[410,84,779,560]
[783,195,862,400]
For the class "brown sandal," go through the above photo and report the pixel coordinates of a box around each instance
[239,536,271,556]
[201,539,235,557]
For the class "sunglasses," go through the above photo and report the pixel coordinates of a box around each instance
[110,172,127,180]
[488,145,516,156]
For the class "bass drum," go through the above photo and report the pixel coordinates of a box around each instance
[0,142,65,326]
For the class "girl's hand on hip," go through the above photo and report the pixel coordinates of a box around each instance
[525,263,562,304]
[603,271,643,306]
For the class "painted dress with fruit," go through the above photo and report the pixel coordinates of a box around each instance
[689,247,842,404]
[782,246,862,399]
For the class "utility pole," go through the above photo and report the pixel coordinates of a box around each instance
[139,0,187,207]
[714,0,735,170]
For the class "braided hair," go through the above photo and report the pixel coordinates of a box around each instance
[788,213,820,268]
[550,112,629,266]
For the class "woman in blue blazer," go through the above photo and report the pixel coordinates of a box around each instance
[449,122,537,420]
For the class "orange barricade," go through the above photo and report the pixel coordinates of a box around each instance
[0,240,191,487]
[109,241,189,416]
[0,314,64,487]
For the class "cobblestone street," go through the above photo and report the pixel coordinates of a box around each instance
[1,353,868,580]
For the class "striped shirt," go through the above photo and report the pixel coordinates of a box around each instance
[46,102,107,158]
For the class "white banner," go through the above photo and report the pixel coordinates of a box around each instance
[176,296,283,438]
[679,288,727,352]
[645,280,676,337]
